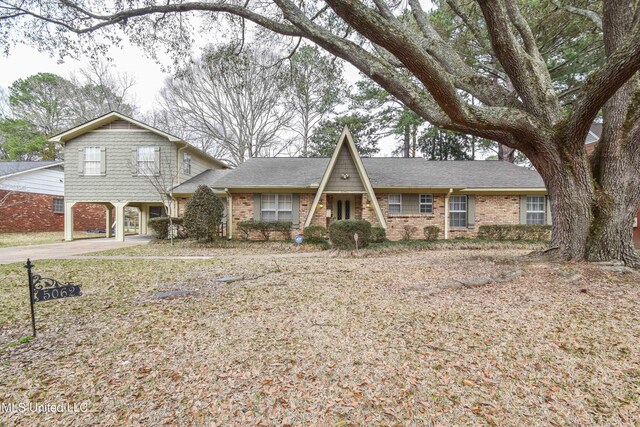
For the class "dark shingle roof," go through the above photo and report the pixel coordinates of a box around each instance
[0,161,62,178]
[172,169,231,194]
[175,157,545,191]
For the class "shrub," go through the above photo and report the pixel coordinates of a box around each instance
[184,185,225,241]
[329,220,372,250]
[477,224,551,241]
[370,227,387,243]
[402,225,418,240]
[423,226,440,241]
[235,220,293,241]
[237,221,252,240]
[304,226,327,244]
[148,217,184,239]
[272,221,293,240]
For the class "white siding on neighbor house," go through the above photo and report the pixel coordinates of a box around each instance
[0,168,64,196]
[64,130,176,202]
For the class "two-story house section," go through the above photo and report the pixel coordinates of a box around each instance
[49,112,228,242]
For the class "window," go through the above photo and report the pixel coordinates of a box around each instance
[449,195,467,228]
[419,194,433,214]
[183,152,192,175]
[149,206,166,218]
[84,147,101,176]
[388,194,401,214]
[261,194,292,221]
[526,196,546,225]
[137,146,157,176]
[52,198,64,214]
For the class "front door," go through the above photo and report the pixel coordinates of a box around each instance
[333,195,355,220]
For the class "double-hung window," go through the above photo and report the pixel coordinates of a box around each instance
[419,194,433,214]
[84,147,101,176]
[183,152,192,175]
[526,196,546,224]
[52,198,64,214]
[137,147,156,176]
[449,195,467,228]
[388,194,402,214]
[261,194,292,221]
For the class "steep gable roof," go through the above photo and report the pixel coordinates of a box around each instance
[304,126,386,228]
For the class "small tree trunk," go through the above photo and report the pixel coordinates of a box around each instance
[403,125,410,157]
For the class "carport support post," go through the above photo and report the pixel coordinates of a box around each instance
[64,201,76,241]
[444,189,452,240]
[105,205,113,238]
[113,202,128,242]
[139,206,148,235]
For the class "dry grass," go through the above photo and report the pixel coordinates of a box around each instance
[0,250,638,425]
[0,232,104,248]
[89,238,328,257]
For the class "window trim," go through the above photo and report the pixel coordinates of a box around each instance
[83,147,101,176]
[261,193,293,222]
[449,195,467,228]
[182,152,192,175]
[419,194,434,214]
[137,146,157,176]
[526,196,546,225]
[388,194,402,214]
[52,198,64,214]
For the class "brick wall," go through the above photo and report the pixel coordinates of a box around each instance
[227,191,527,241]
[0,190,106,233]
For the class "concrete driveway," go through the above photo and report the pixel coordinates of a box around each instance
[0,235,152,265]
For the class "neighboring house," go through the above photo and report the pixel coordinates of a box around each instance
[0,161,105,233]
[48,111,229,242]
[173,127,550,241]
[584,122,640,244]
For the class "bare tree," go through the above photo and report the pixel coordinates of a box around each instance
[130,153,180,245]
[159,45,294,166]
[67,60,138,120]
[288,45,346,156]
[2,1,640,264]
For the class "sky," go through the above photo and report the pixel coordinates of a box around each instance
[0,33,394,155]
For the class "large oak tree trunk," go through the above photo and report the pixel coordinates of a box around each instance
[586,76,640,267]
[534,146,593,261]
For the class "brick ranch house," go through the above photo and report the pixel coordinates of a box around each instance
[0,161,105,233]
[172,127,551,241]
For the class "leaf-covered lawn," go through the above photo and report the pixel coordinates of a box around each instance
[0,250,638,425]
[0,231,103,248]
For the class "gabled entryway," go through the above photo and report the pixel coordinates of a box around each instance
[305,126,386,229]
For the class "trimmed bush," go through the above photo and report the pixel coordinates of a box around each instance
[402,225,418,240]
[329,220,372,250]
[370,226,387,243]
[304,226,327,244]
[237,221,252,240]
[235,220,294,241]
[478,224,551,241]
[184,185,225,241]
[272,221,293,240]
[148,217,185,239]
[423,226,440,241]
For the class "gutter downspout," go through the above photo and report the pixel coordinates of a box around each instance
[225,188,233,240]
[444,188,453,240]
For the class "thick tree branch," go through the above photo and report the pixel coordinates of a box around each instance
[477,0,560,124]
[550,0,603,30]
[568,11,640,143]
